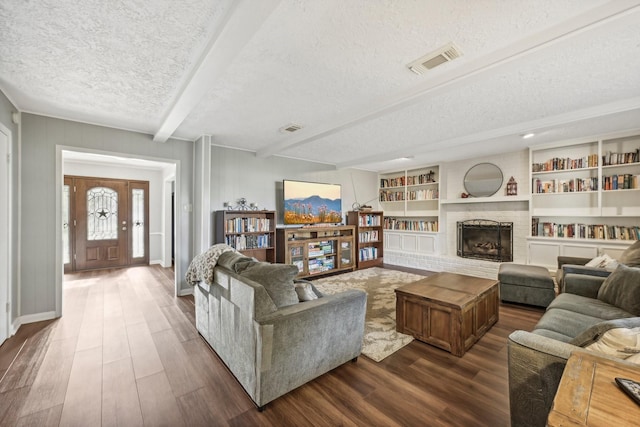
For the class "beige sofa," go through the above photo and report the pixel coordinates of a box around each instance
[190,251,367,410]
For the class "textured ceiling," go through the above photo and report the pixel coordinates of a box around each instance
[2,0,640,171]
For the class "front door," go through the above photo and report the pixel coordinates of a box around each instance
[75,178,130,270]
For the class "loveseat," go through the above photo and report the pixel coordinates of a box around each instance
[507,262,640,427]
[188,249,367,410]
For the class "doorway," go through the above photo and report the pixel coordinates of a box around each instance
[64,176,149,272]
[0,123,10,345]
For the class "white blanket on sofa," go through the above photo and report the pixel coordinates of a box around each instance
[185,244,239,285]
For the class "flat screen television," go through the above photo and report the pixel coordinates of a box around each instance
[283,180,342,225]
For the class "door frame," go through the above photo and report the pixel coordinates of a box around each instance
[0,122,12,345]
[56,147,181,317]
[66,176,150,271]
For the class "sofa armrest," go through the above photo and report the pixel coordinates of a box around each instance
[557,256,590,269]
[253,289,367,406]
[561,264,612,278]
[508,330,579,427]
[560,265,610,296]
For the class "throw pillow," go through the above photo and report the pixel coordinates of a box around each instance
[239,262,300,308]
[585,255,606,267]
[216,251,254,270]
[597,264,640,315]
[585,253,618,269]
[233,259,259,274]
[294,281,319,302]
[585,326,640,360]
[620,240,640,267]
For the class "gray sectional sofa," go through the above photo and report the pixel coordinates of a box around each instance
[189,250,367,410]
[507,262,640,427]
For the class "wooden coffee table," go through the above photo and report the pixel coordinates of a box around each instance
[395,272,499,357]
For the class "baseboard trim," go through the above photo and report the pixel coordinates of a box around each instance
[178,287,193,297]
[18,311,57,326]
[11,317,21,335]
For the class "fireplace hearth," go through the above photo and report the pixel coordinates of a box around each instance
[457,219,513,262]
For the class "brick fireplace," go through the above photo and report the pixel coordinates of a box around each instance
[457,219,513,262]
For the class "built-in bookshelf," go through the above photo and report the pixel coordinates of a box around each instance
[378,165,441,256]
[527,132,640,267]
[379,166,439,216]
[276,226,355,278]
[347,211,384,269]
[215,210,276,262]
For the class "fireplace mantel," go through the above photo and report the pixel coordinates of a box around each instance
[440,195,529,204]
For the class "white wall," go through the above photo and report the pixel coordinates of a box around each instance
[20,114,193,321]
[441,149,530,261]
[0,90,20,329]
[63,161,169,264]
[208,145,378,245]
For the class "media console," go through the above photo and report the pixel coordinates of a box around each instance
[276,225,356,279]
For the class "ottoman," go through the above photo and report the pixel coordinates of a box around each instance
[498,263,555,308]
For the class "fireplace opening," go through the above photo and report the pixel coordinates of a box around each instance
[457,219,513,262]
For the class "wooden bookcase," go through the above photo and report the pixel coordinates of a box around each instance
[347,210,384,269]
[215,210,276,262]
[276,225,355,278]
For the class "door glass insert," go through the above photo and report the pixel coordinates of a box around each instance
[87,186,118,240]
[132,188,145,258]
[63,184,70,264]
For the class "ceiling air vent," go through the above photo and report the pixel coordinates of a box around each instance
[407,42,463,75]
[280,123,303,133]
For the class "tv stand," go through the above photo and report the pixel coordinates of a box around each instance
[276,225,356,279]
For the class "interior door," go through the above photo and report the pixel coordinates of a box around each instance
[75,178,129,270]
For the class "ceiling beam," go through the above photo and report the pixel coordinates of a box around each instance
[153,0,282,143]
[334,97,640,169]
[256,1,640,158]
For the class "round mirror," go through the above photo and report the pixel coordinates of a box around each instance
[463,163,503,197]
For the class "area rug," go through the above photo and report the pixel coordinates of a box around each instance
[313,267,426,362]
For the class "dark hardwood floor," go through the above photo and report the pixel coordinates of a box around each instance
[0,264,543,426]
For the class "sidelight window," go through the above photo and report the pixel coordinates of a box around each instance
[132,188,145,258]
[63,184,70,264]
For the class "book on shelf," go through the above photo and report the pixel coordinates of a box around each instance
[532,177,598,193]
[531,219,639,240]
[602,174,639,190]
[383,217,438,232]
[308,256,335,273]
[602,148,640,166]
[380,176,405,188]
[225,217,271,233]
[379,190,405,201]
[359,247,378,261]
[406,171,436,185]
[407,188,439,200]
[532,154,598,172]
[358,230,379,242]
[358,214,381,226]
[225,234,271,250]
